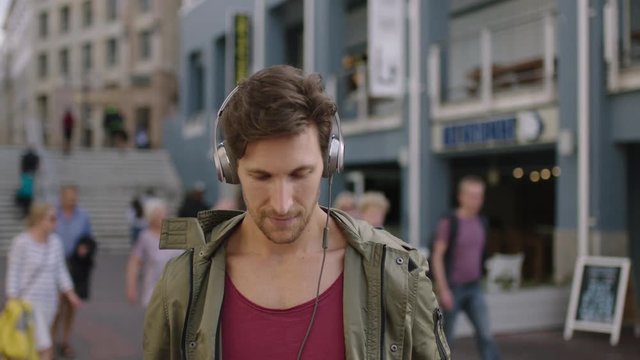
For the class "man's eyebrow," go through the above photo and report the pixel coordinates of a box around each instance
[245,165,316,175]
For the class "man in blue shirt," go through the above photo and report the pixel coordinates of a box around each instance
[53,185,93,358]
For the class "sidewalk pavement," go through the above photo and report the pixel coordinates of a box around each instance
[1,253,638,359]
[454,327,640,359]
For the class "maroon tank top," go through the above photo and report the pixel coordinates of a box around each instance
[221,273,346,359]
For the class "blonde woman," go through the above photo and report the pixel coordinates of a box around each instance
[5,203,82,360]
[358,191,390,228]
[126,198,183,307]
[334,191,359,217]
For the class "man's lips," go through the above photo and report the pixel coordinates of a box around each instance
[268,216,297,227]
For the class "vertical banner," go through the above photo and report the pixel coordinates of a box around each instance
[368,0,405,97]
[234,13,251,85]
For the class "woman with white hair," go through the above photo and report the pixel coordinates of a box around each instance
[358,191,390,228]
[125,199,183,307]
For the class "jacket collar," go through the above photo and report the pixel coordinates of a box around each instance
[160,207,373,260]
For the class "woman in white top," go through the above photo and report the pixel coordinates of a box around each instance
[126,198,183,307]
[5,203,83,360]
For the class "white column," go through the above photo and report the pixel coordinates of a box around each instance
[604,0,619,90]
[577,0,590,258]
[480,29,492,107]
[543,11,555,97]
[408,0,421,248]
[303,0,315,73]
[252,0,266,73]
[428,45,441,115]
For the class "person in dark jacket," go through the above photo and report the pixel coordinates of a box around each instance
[62,109,75,155]
[177,182,210,218]
[15,147,40,217]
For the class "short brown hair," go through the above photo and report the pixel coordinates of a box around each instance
[458,175,485,194]
[27,203,54,228]
[220,65,336,166]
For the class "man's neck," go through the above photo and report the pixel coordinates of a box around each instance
[62,206,75,215]
[456,207,478,220]
[234,206,328,258]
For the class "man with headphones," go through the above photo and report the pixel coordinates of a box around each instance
[143,65,450,359]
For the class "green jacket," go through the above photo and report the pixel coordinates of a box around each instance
[143,209,450,360]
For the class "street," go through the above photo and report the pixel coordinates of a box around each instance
[1,253,638,359]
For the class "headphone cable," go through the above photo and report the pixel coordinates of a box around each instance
[296,177,333,360]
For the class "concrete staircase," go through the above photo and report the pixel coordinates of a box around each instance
[0,146,182,254]
[0,147,25,254]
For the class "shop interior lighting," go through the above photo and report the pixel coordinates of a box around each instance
[513,167,524,179]
[530,171,541,183]
[541,169,551,180]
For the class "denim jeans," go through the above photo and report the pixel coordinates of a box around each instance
[443,280,501,360]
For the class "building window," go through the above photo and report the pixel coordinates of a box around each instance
[59,48,69,77]
[107,0,118,21]
[82,43,93,72]
[38,53,48,79]
[135,106,152,148]
[39,12,48,39]
[139,0,151,13]
[106,38,118,67]
[60,6,71,33]
[83,1,93,28]
[139,30,152,61]
[37,95,50,144]
[188,51,205,116]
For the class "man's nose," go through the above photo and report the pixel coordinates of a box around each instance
[270,179,293,215]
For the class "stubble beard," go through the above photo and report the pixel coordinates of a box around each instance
[254,207,314,245]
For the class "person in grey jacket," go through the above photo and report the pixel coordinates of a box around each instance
[143,65,450,359]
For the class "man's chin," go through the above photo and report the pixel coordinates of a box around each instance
[262,227,301,245]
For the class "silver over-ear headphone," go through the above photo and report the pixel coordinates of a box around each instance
[211,86,345,184]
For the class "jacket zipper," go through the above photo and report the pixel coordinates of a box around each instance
[433,308,448,360]
[379,245,387,360]
[181,249,195,360]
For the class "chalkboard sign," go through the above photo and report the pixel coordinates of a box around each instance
[564,256,630,346]
[576,265,620,324]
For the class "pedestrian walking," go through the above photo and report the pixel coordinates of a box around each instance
[431,175,501,360]
[5,203,83,360]
[14,147,40,217]
[62,109,75,155]
[143,65,450,359]
[126,199,182,307]
[177,181,210,218]
[333,191,359,217]
[126,195,147,245]
[52,185,93,359]
[358,191,390,228]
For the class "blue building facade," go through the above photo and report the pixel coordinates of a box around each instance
[167,0,639,328]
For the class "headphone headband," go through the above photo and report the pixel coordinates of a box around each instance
[211,85,345,184]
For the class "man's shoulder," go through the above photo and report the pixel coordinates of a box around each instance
[77,207,91,217]
[332,209,416,255]
[158,250,196,290]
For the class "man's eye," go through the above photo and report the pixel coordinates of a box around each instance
[253,174,270,181]
[291,171,310,179]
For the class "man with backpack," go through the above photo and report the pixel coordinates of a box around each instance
[431,175,501,360]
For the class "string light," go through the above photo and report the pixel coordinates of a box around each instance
[513,167,524,179]
[530,171,540,182]
[541,169,551,180]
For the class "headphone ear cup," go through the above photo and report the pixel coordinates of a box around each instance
[323,135,344,178]
[215,143,240,184]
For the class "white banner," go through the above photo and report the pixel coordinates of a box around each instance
[368,0,405,98]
